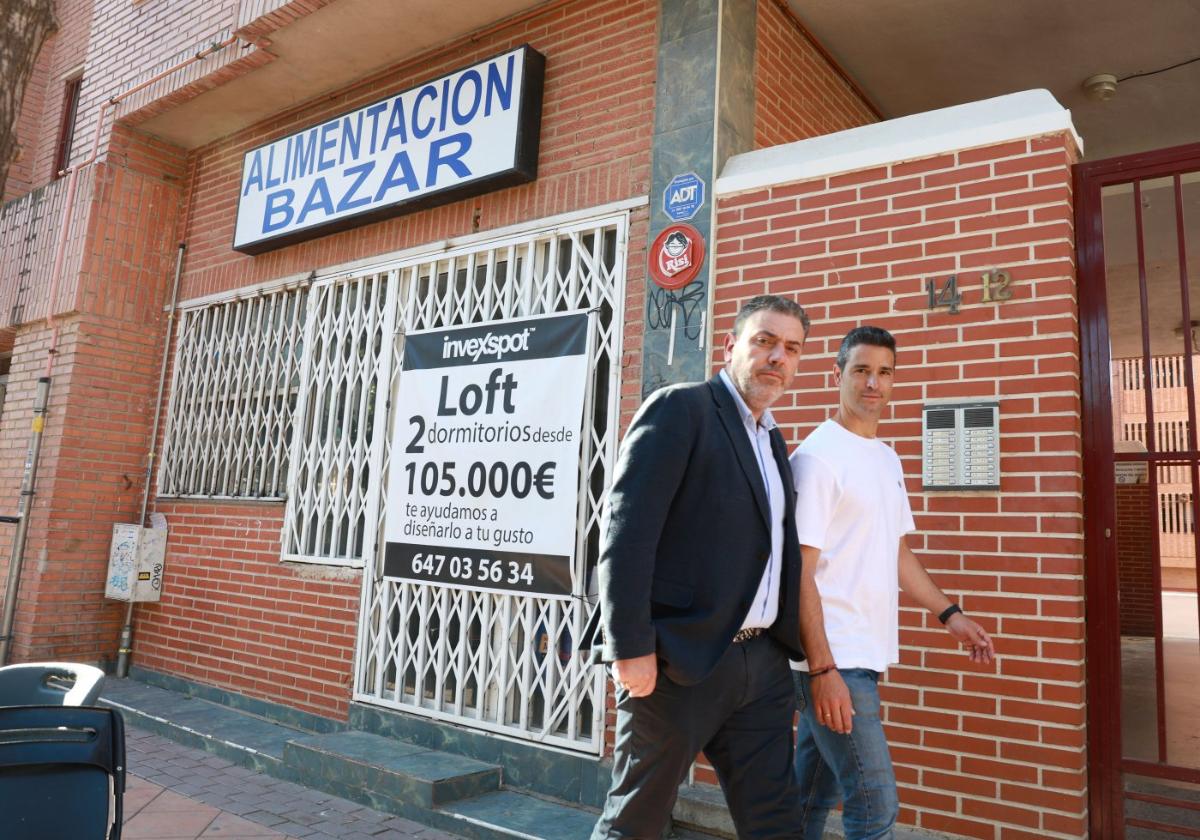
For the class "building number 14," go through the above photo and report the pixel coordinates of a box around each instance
[927,270,1012,313]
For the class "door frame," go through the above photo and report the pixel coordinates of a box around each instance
[1076,142,1200,839]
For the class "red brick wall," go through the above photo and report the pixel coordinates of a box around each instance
[69,0,239,175]
[714,133,1086,838]
[0,319,138,663]
[6,48,50,201]
[135,502,362,718]
[1116,483,1156,636]
[133,0,656,719]
[30,0,97,181]
[4,0,247,279]
[5,0,96,202]
[753,0,877,149]
[0,155,183,662]
[0,323,62,658]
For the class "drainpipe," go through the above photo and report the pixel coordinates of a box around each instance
[115,242,185,678]
[0,38,237,666]
[0,377,50,665]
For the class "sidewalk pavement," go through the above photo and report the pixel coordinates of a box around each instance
[123,723,466,840]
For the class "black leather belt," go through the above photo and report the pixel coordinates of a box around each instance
[732,627,765,644]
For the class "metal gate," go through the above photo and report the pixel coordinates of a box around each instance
[297,213,627,754]
[1079,144,1200,838]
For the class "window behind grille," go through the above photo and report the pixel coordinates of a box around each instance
[53,75,83,179]
[158,286,308,498]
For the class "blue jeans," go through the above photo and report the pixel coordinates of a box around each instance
[793,669,898,840]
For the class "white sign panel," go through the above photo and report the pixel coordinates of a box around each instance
[105,523,167,603]
[1115,461,1148,484]
[234,46,544,254]
[384,312,592,597]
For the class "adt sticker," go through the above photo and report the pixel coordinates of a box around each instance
[663,172,705,222]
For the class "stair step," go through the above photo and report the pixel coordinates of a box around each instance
[102,676,730,840]
[673,783,735,839]
[440,789,599,840]
[438,790,724,840]
[100,677,308,773]
[673,781,930,840]
[285,730,501,808]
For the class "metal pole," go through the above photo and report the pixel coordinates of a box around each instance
[0,376,51,665]
[116,243,185,679]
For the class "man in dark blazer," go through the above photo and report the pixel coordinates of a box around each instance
[591,295,810,840]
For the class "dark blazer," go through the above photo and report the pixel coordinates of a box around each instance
[596,375,804,685]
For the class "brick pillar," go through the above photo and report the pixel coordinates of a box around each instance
[714,91,1088,838]
[641,0,758,396]
[0,127,184,663]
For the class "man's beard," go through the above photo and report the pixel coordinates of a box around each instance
[736,368,784,411]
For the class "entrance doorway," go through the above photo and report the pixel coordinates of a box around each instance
[333,213,628,755]
[1079,143,1200,838]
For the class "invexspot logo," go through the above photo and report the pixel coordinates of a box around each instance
[442,327,535,362]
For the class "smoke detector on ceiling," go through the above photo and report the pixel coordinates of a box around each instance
[1083,73,1119,101]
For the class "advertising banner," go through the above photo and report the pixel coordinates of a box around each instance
[383,312,592,597]
[234,46,544,254]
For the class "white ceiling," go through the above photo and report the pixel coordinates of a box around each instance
[789,0,1200,162]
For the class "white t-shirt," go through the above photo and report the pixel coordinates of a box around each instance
[790,419,915,673]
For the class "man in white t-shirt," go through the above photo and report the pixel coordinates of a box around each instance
[789,326,994,840]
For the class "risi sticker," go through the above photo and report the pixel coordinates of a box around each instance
[649,223,705,290]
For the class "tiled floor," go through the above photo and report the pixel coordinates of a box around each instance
[121,724,464,840]
[1121,592,1199,767]
[123,776,288,839]
[1119,591,1200,836]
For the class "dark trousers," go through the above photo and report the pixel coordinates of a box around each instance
[591,634,802,840]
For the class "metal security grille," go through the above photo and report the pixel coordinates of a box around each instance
[340,214,626,754]
[159,287,307,498]
[281,275,392,564]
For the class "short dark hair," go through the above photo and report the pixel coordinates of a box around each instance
[835,325,896,370]
[732,295,810,337]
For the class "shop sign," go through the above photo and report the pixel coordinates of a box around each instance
[648,223,705,290]
[383,311,592,598]
[233,46,545,254]
[663,172,705,221]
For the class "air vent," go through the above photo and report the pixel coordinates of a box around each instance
[964,407,994,428]
[926,409,956,430]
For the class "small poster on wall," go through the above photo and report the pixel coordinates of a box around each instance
[383,311,593,598]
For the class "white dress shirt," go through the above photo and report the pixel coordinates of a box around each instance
[718,369,785,631]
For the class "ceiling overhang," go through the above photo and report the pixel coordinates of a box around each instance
[134,1,1200,167]
[133,0,548,149]
[787,0,1200,162]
